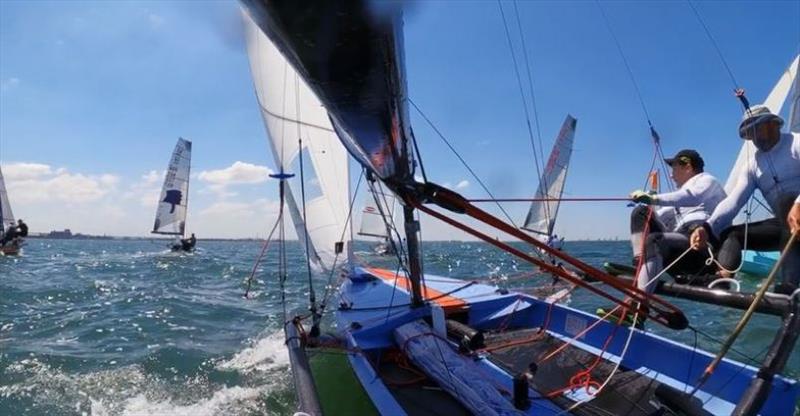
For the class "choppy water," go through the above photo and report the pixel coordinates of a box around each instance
[1,239,797,415]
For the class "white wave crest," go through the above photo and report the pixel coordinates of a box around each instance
[217,330,289,373]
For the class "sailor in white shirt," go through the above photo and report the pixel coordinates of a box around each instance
[599,150,726,327]
[692,105,800,294]
[627,149,726,296]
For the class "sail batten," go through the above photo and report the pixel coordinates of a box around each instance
[152,138,192,236]
[523,115,577,236]
[243,11,351,272]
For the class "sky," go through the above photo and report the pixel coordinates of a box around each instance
[0,0,798,240]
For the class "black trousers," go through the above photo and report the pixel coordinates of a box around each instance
[717,194,799,287]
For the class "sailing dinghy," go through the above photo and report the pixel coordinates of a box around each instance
[151,138,194,252]
[359,181,399,256]
[0,165,22,256]
[241,2,799,415]
[523,115,576,261]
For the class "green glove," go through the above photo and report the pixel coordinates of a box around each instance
[630,190,656,204]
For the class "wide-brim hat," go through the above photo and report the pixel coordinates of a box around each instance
[739,105,784,139]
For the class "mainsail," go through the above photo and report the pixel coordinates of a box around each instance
[358,182,398,240]
[523,115,577,236]
[0,165,15,234]
[725,55,799,193]
[243,12,351,272]
[152,138,192,236]
[240,1,414,187]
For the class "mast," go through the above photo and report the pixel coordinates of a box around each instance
[403,204,424,306]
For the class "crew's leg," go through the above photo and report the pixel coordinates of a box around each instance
[631,206,666,262]
[716,218,782,276]
[775,194,800,292]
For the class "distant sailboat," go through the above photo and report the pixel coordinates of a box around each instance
[0,165,22,255]
[358,181,398,255]
[151,138,194,252]
[523,114,577,255]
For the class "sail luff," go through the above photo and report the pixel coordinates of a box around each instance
[0,165,15,234]
[523,115,577,236]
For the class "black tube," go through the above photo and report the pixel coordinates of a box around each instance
[732,302,800,416]
[605,275,793,317]
[285,320,323,416]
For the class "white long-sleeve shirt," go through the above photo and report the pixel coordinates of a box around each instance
[653,172,726,230]
[708,132,800,236]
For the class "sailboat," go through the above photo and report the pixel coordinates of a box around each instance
[151,138,195,252]
[523,115,577,259]
[0,165,22,256]
[358,180,399,256]
[732,55,799,277]
[241,3,799,415]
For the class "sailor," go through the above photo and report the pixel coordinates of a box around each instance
[0,223,19,245]
[691,105,800,294]
[600,149,726,326]
[17,219,28,237]
[180,233,196,251]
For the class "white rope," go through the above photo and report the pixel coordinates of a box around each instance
[707,278,741,292]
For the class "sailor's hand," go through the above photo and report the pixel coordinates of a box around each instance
[629,190,655,204]
[690,227,707,250]
[788,202,800,234]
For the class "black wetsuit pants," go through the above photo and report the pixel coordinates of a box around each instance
[630,206,711,293]
[717,194,799,290]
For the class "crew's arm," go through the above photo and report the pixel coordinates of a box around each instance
[707,172,755,237]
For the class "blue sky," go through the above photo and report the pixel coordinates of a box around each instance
[1,1,798,239]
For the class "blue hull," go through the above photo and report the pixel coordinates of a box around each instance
[334,267,799,415]
[741,250,779,277]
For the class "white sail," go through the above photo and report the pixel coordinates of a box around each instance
[0,165,15,234]
[152,138,192,236]
[358,182,398,240]
[523,115,577,236]
[243,11,351,272]
[725,55,799,193]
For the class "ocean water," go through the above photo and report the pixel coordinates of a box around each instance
[1,238,797,415]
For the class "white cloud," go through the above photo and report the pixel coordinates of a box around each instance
[4,163,117,204]
[198,161,272,186]
[147,13,165,29]
[194,199,282,238]
[141,170,162,185]
[1,77,20,91]
[455,180,470,190]
[3,163,52,180]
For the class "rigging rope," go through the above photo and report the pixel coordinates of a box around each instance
[408,98,520,228]
[497,0,551,229]
[244,212,281,298]
[685,0,741,91]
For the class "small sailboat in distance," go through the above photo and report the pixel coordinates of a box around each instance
[151,138,195,252]
[358,179,399,255]
[523,115,577,260]
[0,165,23,256]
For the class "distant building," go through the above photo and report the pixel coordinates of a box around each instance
[47,229,73,239]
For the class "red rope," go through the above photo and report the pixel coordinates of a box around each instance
[469,197,631,202]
